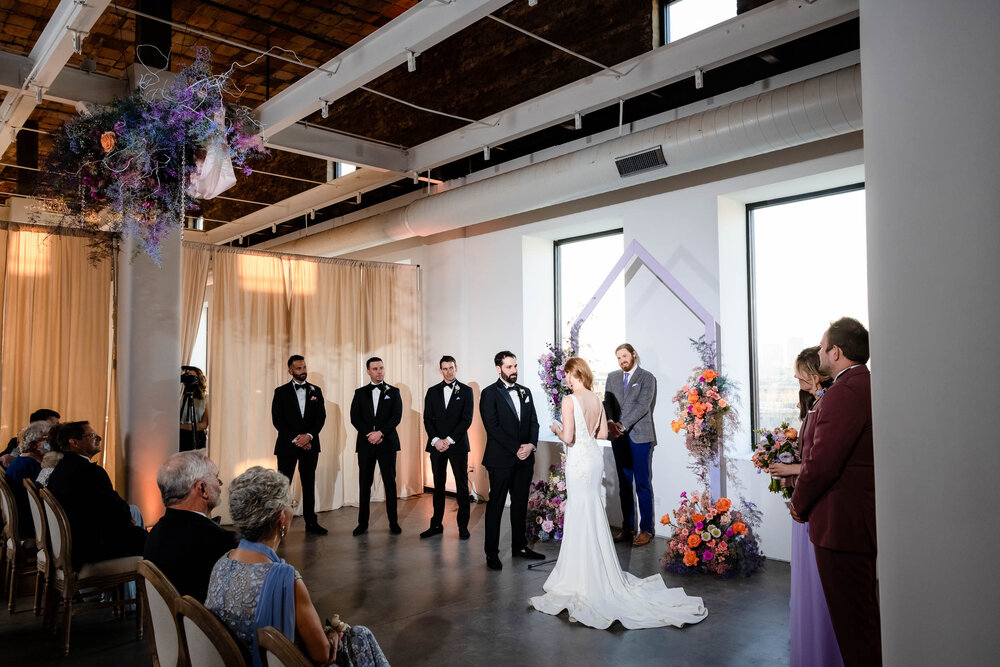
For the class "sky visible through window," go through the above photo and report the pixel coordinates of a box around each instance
[751,188,868,431]
[667,0,737,43]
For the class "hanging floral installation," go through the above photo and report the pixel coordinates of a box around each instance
[35,48,268,263]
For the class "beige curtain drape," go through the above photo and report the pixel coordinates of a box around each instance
[0,228,114,451]
[180,244,211,365]
[208,250,289,523]
[362,264,424,498]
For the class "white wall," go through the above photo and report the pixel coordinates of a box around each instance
[347,139,863,560]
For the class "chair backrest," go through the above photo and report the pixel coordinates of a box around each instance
[22,479,50,567]
[138,560,184,667]
[0,473,19,548]
[38,488,73,574]
[257,626,313,667]
[175,595,247,667]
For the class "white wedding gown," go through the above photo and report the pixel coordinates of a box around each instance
[528,395,708,629]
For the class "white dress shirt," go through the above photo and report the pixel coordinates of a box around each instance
[370,384,382,414]
[432,381,458,446]
[292,381,308,417]
[503,380,521,420]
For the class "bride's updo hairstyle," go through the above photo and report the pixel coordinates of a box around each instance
[564,357,594,391]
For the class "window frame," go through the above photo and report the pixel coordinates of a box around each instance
[552,228,624,345]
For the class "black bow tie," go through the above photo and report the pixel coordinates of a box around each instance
[295,384,307,391]
[446,382,456,389]
[373,383,386,391]
[507,385,518,392]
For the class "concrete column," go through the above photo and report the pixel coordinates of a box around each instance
[860,1,1000,663]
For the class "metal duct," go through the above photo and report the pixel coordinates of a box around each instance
[275,65,862,257]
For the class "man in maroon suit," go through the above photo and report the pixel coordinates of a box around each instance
[791,317,881,667]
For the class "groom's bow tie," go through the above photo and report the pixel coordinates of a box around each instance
[506,384,518,392]
[445,382,456,389]
[295,383,307,391]
[373,382,386,390]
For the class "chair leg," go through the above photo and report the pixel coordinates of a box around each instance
[7,559,15,613]
[134,579,143,640]
[60,592,72,656]
[43,582,57,633]
[33,570,43,615]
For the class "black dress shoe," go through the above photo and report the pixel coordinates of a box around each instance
[352,525,367,536]
[305,522,328,535]
[486,555,503,571]
[512,547,546,560]
[420,526,443,539]
[458,527,470,540]
[389,523,402,535]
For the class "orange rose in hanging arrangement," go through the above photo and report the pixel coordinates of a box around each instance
[100,131,116,153]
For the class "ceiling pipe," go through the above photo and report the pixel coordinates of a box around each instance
[274,65,862,257]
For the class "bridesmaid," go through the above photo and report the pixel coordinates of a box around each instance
[770,346,842,667]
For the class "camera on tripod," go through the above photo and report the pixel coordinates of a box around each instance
[181,366,199,394]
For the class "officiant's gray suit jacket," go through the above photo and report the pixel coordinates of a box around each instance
[606,366,657,444]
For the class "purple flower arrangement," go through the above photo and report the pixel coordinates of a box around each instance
[37,48,268,263]
[526,454,567,543]
[537,320,581,420]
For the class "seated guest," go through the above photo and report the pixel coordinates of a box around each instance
[2,409,60,460]
[5,420,51,536]
[206,467,390,667]
[144,450,237,601]
[34,450,63,487]
[46,421,146,566]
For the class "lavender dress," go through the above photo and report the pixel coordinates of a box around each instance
[790,520,844,666]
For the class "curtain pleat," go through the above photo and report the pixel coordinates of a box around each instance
[180,245,211,365]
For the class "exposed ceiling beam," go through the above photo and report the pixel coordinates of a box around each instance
[406,0,860,172]
[0,52,128,107]
[265,123,408,173]
[0,0,111,156]
[255,0,514,138]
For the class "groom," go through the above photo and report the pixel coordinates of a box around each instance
[480,350,544,570]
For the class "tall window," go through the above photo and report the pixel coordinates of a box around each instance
[662,0,737,44]
[554,230,625,396]
[748,185,868,431]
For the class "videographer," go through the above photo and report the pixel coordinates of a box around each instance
[180,366,210,452]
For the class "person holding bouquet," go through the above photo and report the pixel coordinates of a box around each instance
[769,346,840,667]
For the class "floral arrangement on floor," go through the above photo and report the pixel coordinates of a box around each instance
[537,321,581,420]
[661,489,764,577]
[36,48,268,263]
[670,336,740,483]
[526,453,567,543]
[751,422,801,499]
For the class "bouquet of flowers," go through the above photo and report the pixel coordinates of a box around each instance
[670,337,739,481]
[537,321,580,420]
[661,489,764,577]
[751,422,801,498]
[526,454,567,543]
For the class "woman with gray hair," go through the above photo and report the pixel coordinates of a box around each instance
[4,420,51,536]
[206,467,389,667]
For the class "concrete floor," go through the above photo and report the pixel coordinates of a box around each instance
[0,494,790,666]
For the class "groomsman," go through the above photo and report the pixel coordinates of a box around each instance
[350,357,403,536]
[604,343,657,547]
[420,356,475,540]
[791,317,880,667]
[480,351,544,570]
[272,355,327,534]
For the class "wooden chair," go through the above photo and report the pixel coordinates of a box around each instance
[0,473,35,612]
[138,560,187,667]
[175,595,247,667]
[22,478,52,617]
[257,626,313,667]
[39,487,143,655]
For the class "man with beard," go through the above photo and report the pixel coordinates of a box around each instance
[144,451,236,601]
[480,351,544,570]
[272,354,328,534]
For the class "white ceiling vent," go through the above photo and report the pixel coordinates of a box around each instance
[614,146,667,177]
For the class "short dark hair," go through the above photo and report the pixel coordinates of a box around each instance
[825,317,870,364]
[494,350,516,367]
[439,355,456,367]
[287,355,304,368]
[366,356,383,369]
[50,421,88,452]
[29,408,59,422]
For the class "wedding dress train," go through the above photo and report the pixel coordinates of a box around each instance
[528,395,708,629]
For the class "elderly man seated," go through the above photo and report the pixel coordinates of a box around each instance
[144,450,237,601]
[46,421,146,566]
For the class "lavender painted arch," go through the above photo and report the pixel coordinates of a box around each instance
[568,239,726,498]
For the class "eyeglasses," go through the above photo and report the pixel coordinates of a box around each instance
[82,433,102,440]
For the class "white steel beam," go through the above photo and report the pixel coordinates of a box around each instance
[0,0,111,155]
[406,0,859,172]
[255,0,514,138]
[265,123,408,173]
[0,52,128,106]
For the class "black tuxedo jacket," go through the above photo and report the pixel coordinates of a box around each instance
[47,452,140,566]
[480,379,539,469]
[350,383,403,452]
[272,381,327,456]
[143,508,238,602]
[423,381,474,453]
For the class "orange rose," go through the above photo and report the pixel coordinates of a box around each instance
[660,514,671,525]
[686,390,700,404]
[732,521,747,535]
[785,427,798,440]
[702,369,718,381]
[670,420,684,434]
[683,550,699,566]
[100,131,116,153]
[691,403,706,417]
[715,497,732,512]
[718,399,728,408]
[687,534,702,548]
[691,513,705,524]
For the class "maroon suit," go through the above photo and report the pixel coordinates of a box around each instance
[791,365,881,667]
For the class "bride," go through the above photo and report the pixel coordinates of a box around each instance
[529,357,708,629]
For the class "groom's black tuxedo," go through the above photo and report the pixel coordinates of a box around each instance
[272,380,326,525]
[350,382,403,528]
[423,380,475,530]
[480,379,539,558]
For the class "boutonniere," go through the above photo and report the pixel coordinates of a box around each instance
[518,387,528,402]
[815,388,826,398]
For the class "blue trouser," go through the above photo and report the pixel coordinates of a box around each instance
[619,437,654,534]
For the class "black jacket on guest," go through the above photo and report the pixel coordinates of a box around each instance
[143,507,238,602]
[350,383,403,452]
[423,381,474,453]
